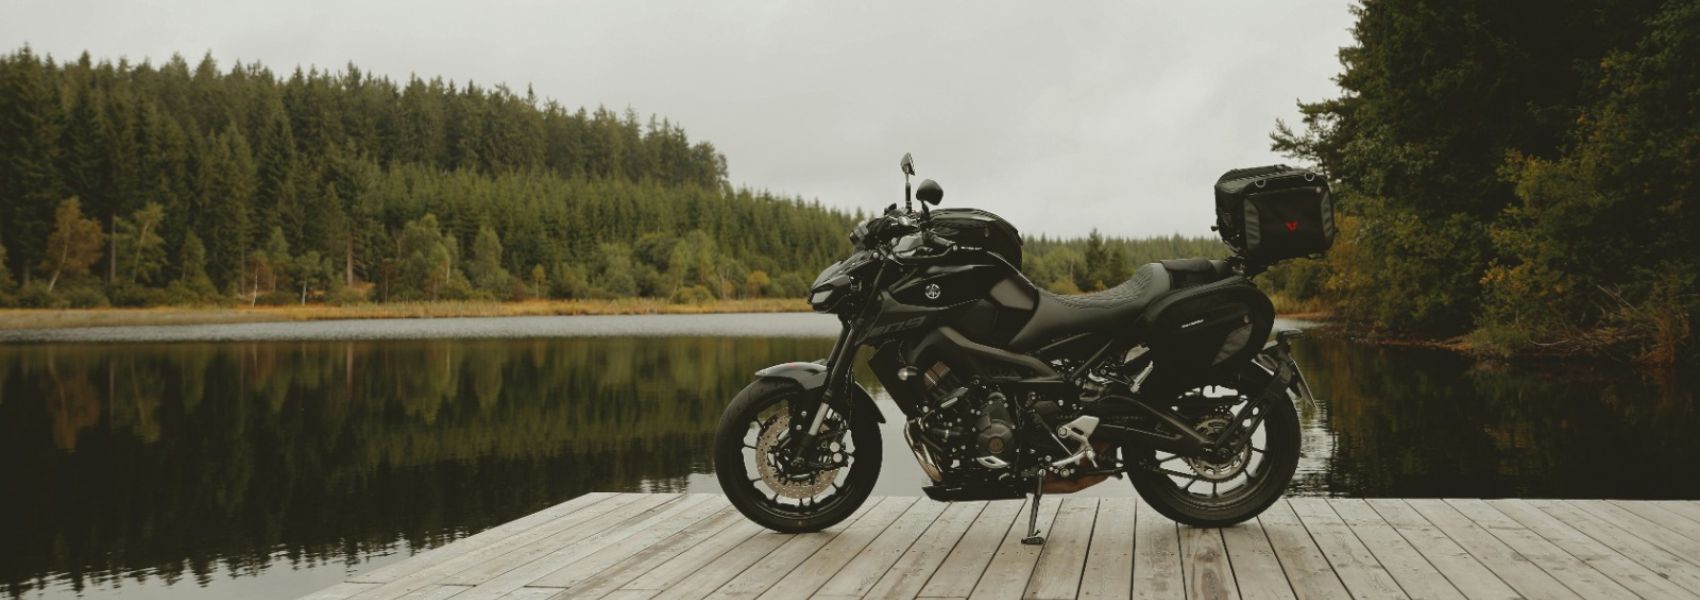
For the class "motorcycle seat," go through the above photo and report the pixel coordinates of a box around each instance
[1010,262,1172,350]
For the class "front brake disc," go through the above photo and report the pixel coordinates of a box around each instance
[754,413,841,499]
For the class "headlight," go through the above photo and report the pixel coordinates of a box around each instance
[809,288,836,305]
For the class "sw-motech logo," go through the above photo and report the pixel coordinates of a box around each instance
[1285,220,1299,232]
[1181,318,1205,329]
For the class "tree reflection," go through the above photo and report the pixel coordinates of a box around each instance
[0,337,832,598]
[0,334,1695,598]
[1291,337,1700,498]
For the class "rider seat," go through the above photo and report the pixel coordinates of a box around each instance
[1009,259,1235,352]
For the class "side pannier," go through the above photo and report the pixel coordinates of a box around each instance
[1214,165,1334,264]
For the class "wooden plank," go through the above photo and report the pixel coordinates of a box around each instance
[444,494,687,585]
[1258,500,1350,600]
[530,495,730,588]
[398,585,472,600]
[543,506,745,598]
[351,493,616,584]
[634,523,780,600]
[1078,497,1136,600]
[450,495,711,600]
[1130,496,1186,600]
[1526,500,1700,584]
[1607,499,1700,543]
[1449,500,1642,598]
[728,496,915,600]
[812,497,949,599]
[1569,500,1700,567]
[1289,498,1406,599]
[1652,500,1700,527]
[1179,525,1239,600]
[1362,499,1517,600]
[968,497,1063,600]
[299,582,382,600]
[613,519,766,593]
[1324,499,1460,600]
[596,592,658,600]
[395,585,471,600]
[861,500,987,600]
[917,499,1025,598]
[1219,519,1296,600]
[351,493,652,600]
[1487,500,1700,599]
[1402,499,1579,600]
[629,497,887,600]
[1024,497,1099,600]
[1445,500,1634,600]
[494,588,559,600]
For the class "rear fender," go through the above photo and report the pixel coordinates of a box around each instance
[754,361,886,423]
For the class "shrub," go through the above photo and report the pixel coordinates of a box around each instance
[669,284,715,305]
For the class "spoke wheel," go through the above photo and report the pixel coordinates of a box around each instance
[714,379,881,533]
[1127,379,1300,528]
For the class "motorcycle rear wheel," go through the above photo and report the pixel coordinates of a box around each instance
[714,378,882,533]
[1127,380,1300,528]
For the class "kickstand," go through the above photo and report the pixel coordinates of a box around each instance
[1021,475,1046,545]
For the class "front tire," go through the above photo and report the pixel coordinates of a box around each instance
[1127,378,1301,528]
[714,378,882,533]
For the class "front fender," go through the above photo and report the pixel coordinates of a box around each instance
[754,361,886,423]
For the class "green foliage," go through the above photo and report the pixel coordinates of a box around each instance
[1021,233,1226,293]
[41,197,106,292]
[115,202,168,286]
[169,232,219,303]
[1273,0,1697,361]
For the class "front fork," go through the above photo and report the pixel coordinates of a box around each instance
[788,321,859,467]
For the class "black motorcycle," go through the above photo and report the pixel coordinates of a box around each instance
[714,154,1331,543]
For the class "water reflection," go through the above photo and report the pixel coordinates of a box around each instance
[0,332,1695,599]
[1290,337,1700,499]
[0,338,830,600]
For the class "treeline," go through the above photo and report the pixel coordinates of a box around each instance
[1269,0,1698,363]
[1024,232,1227,294]
[0,47,860,307]
[0,47,1232,310]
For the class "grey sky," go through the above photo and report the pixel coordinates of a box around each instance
[2,1,1356,239]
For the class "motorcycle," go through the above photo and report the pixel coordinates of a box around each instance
[714,153,1325,543]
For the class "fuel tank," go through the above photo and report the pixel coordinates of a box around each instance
[861,256,1038,347]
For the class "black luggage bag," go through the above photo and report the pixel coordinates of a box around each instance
[1214,165,1334,264]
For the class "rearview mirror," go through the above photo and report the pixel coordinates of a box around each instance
[916,179,943,205]
[900,153,915,176]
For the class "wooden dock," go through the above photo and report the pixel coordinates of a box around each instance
[301,493,1700,600]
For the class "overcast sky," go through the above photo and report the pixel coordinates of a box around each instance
[2,1,1356,239]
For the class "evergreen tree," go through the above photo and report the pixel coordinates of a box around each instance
[0,47,63,285]
[468,224,510,293]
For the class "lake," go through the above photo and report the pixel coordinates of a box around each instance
[1,313,1695,599]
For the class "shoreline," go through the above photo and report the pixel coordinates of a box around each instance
[0,299,812,332]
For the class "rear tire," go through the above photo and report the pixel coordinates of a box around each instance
[1128,380,1300,528]
[714,378,882,533]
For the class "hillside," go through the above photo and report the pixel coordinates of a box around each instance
[0,47,1223,310]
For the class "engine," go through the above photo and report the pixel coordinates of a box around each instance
[897,361,1103,498]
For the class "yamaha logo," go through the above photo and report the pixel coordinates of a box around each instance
[924,284,942,300]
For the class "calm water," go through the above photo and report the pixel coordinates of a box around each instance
[1,314,1696,599]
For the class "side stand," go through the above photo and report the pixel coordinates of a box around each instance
[1021,475,1046,545]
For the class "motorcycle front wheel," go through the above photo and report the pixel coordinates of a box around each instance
[713,378,882,533]
[1126,376,1301,528]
